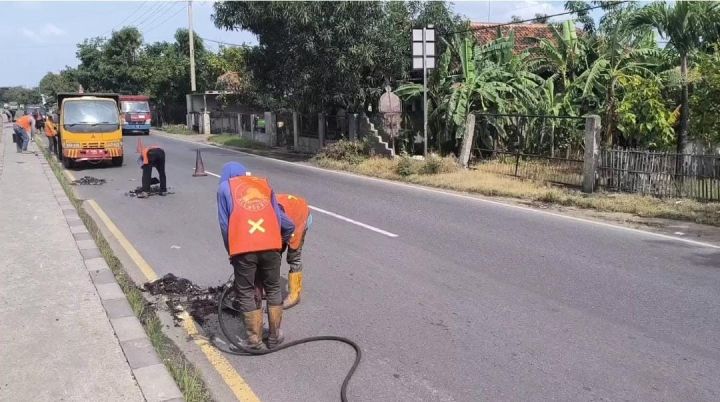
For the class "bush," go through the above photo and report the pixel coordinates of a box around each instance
[317,139,370,164]
[419,154,459,175]
[395,154,418,176]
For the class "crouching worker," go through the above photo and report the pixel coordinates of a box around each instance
[276,194,312,309]
[217,162,294,350]
[137,145,167,198]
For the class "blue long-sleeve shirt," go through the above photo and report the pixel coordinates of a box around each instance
[217,162,294,253]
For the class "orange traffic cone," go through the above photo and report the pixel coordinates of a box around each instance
[136,137,144,154]
[193,149,207,176]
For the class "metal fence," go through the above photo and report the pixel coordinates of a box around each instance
[598,148,720,201]
[298,114,318,138]
[470,113,586,187]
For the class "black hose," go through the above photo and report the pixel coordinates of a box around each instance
[213,282,361,402]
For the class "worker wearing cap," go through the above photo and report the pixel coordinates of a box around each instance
[44,115,58,155]
[276,194,312,309]
[13,114,33,152]
[217,162,294,350]
[137,145,167,198]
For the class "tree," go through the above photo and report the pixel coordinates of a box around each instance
[630,1,720,154]
[38,69,80,105]
[0,86,41,105]
[689,46,720,149]
[529,20,587,93]
[212,1,465,113]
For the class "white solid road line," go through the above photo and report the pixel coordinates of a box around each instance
[202,169,399,238]
[165,134,716,249]
[308,205,399,238]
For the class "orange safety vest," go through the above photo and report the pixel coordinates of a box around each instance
[16,115,32,131]
[277,194,309,250]
[228,176,282,256]
[142,146,160,165]
[45,120,57,137]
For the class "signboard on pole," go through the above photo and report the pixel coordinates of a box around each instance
[412,26,435,156]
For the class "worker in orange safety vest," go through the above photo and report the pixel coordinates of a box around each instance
[44,115,58,155]
[137,145,167,198]
[217,162,295,350]
[276,194,312,309]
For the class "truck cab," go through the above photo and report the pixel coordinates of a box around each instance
[57,93,123,168]
[119,95,151,135]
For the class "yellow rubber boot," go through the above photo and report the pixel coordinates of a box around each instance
[267,305,284,349]
[282,272,303,310]
[241,309,264,350]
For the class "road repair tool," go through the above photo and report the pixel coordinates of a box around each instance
[212,279,361,402]
[192,149,207,177]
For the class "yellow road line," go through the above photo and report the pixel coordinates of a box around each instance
[85,199,260,401]
[180,311,261,402]
[63,169,76,183]
[86,199,158,282]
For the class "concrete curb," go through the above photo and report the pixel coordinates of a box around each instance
[38,156,184,402]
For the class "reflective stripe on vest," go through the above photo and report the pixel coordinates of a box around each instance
[277,194,309,250]
[228,176,282,256]
[142,146,160,165]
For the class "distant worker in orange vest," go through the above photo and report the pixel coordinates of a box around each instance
[13,114,33,153]
[217,162,294,350]
[276,194,312,309]
[44,115,58,155]
[137,145,167,198]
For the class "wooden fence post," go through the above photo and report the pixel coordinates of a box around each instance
[318,113,326,148]
[582,115,601,193]
[292,112,299,150]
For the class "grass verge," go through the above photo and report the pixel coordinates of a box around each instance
[36,140,213,402]
[208,134,270,150]
[313,156,720,226]
[160,124,196,135]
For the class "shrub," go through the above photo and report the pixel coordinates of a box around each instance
[317,139,370,164]
[395,154,418,176]
[420,154,459,175]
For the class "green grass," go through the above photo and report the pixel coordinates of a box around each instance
[36,138,213,402]
[313,155,720,227]
[161,124,195,135]
[209,134,270,150]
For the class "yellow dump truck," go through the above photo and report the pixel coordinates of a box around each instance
[57,93,124,168]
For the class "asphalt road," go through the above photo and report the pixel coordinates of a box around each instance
[68,133,720,401]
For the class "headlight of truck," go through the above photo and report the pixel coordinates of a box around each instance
[64,142,81,149]
[145,119,151,125]
[105,142,122,148]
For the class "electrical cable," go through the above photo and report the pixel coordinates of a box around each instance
[212,281,362,402]
[447,1,629,36]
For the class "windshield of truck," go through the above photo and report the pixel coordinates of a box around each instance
[63,100,119,133]
[122,101,150,113]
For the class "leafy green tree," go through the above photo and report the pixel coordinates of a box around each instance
[689,46,720,148]
[38,69,80,104]
[631,1,720,153]
[529,20,587,93]
[615,75,674,149]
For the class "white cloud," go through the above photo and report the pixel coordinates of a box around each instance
[21,28,42,43]
[20,23,67,44]
[41,23,66,37]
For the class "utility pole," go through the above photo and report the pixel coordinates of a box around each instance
[422,26,428,157]
[187,0,196,92]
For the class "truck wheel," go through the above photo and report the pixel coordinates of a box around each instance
[144,130,150,136]
[112,156,124,167]
[62,156,74,169]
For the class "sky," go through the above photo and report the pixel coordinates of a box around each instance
[0,1,583,88]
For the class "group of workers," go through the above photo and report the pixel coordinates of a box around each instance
[11,113,57,153]
[135,143,309,349]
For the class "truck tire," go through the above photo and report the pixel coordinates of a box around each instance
[62,156,74,169]
[112,156,124,167]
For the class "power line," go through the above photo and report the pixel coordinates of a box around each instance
[448,1,629,36]
[132,1,172,30]
[111,1,149,32]
[136,2,181,32]
[142,3,186,35]
[197,36,247,48]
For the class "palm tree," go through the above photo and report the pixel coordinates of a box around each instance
[579,8,661,146]
[529,20,587,93]
[630,1,720,154]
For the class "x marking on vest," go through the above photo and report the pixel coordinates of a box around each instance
[287,195,297,200]
[248,218,266,234]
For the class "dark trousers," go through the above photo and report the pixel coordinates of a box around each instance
[47,136,58,155]
[285,228,307,273]
[232,251,282,312]
[142,148,166,192]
